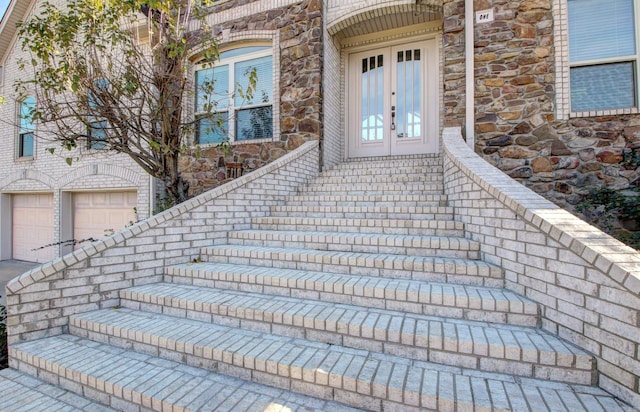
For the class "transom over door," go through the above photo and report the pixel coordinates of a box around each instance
[347,40,438,158]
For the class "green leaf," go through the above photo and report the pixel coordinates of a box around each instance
[65,157,73,166]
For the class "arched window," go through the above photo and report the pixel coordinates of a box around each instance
[18,96,35,158]
[194,46,273,144]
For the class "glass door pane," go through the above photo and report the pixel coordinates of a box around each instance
[395,48,422,139]
[361,54,385,142]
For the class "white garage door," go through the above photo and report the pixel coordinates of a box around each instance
[73,191,137,246]
[13,193,55,263]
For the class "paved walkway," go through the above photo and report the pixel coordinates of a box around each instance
[0,260,39,306]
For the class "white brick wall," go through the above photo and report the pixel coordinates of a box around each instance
[6,140,320,346]
[443,127,640,409]
[322,0,343,167]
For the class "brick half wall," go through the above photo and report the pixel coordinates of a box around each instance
[443,127,640,408]
[5,141,320,347]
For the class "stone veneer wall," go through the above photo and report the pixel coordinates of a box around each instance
[443,127,640,408]
[457,0,640,211]
[179,0,323,196]
[5,141,320,345]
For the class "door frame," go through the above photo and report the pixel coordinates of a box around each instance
[344,33,440,159]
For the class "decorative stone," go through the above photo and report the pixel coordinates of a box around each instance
[508,166,533,178]
[556,157,580,169]
[498,111,522,121]
[579,148,596,161]
[566,137,598,149]
[554,181,573,194]
[579,162,603,173]
[515,135,538,146]
[510,122,532,135]
[498,158,526,170]
[597,150,623,163]
[487,136,513,146]
[532,157,553,172]
[500,146,535,159]
[550,140,572,156]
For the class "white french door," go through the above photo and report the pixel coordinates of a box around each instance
[347,39,438,158]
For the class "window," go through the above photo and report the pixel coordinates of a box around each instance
[568,0,639,112]
[87,79,109,150]
[194,46,273,144]
[88,120,108,150]
[18,97,35,158]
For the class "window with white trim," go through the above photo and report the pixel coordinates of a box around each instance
[18,97,35,158]
[568,0,639,112]
[194,46,273,144]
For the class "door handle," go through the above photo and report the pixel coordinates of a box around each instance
[391,105,396,130]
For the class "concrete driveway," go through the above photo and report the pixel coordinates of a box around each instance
[0,260,39,306]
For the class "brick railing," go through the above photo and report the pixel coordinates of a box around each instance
[5,141,320,346]
[443,127,640,408]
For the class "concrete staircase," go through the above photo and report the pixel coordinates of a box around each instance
[6,155,633,411]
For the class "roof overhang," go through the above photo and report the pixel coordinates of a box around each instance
[0,0,34,64]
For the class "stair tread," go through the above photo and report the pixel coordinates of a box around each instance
[0,368,117,412]
[11,335,360,412]
[61,309,622,411]
[168,262,529,313]
[120,282,592,373]
[230,230,479,249]
[228,230,479,259]
[202,245,503,286]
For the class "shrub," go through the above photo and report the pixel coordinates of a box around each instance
[576,187,640,250]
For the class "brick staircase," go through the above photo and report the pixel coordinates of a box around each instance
[6,155,633,411]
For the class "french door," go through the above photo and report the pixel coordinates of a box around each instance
[347,39,438,158]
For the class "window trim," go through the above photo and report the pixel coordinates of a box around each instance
[556,0,640,119]
[193,40,277,145]
[17,96,36,159]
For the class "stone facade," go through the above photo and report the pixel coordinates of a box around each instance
[457,0,640,217]
[179,0,323,196]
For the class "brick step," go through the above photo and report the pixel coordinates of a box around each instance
[62,309,624,411]
[319,165,443,178]
[118,282,593,382]
[251,216,462,236]
[0,368,117,412]
[338,156,442,167]
[298,182,444,195]
[227,230,480,259]
[164,262,537,325]
[200,245,504,287]
[9,335,358,412]
[269,205,455,220]
[310,174,443,185]
[284,194,449,207]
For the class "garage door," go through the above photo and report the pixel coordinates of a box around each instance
[73,191,137,246]
[13,193,55,263]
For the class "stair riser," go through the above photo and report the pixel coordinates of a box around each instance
[269,211,455,221]
[63,317,401,411]
[318,170,443,181]
[317,173,443,182]
[251,223,463,237]
[299,187,444,196]
[164,265,538,326]
[332,160,442,169]
[200,249,504,288]
[284,201,448,208]
[117,289,591,383]
[10,337,357,412]
[227,237,479,260]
